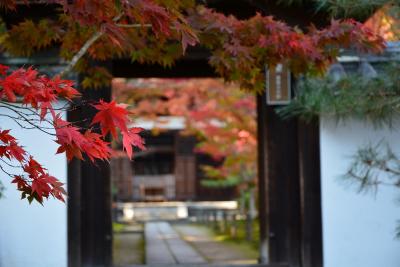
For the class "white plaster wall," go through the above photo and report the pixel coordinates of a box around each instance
[320,118,400,267]
[0,103,67,267]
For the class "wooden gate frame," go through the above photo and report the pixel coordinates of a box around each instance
[0,2,344,267]
[67,57,323,267]
[66,2,326,267]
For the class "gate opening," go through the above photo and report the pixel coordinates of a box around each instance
[111,77,259,265]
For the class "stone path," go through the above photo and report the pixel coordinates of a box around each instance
[145,221,207,264]
[173,224,258,265]
[114,223,144,266]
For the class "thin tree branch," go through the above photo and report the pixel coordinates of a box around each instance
[116,23,152,28]
[58,30,105,77]
[0,105,56,136]
[0,101,55,126]
[0,164,17,178]
[57,13,124,77]
[0,158,21,169]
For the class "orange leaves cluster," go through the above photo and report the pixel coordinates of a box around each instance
[3,1,386,93]
[5,0,198,58]
[0,65,144,204]
[57,0,190,42]
[193,7,386,91]
[115,78,257,182]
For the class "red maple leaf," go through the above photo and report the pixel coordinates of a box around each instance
[54,117,85,161]
[0,64,9,76]
[11,175,28,190]
[50,76,80,100]
[43,174,66,202]
[7,142,26,162]
[0,129,16,143]
[23,157,46,178]
[91,100,130,138]
[31,177,52,200]
[81,130,111,162]
[122,127,145,159]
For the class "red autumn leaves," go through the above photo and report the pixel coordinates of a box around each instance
[91,100,145,159]
[194,8,386,91]
[0,65,144,204]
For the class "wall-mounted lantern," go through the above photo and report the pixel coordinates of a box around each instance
[266,63,291,105]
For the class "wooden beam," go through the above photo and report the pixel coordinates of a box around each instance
[112,58,216,78]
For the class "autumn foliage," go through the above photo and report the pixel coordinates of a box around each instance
[0,1,385,90]
[0,0,388,204]
[0,66,144,204]
[114,78,257,191]
[192,7,385,91]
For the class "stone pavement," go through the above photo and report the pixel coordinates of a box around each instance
[114,224,144,265]
[173,224,258,265]
[145,221,207,264]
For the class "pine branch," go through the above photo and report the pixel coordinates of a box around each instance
[315,0,389,18]
[277,63,400,126]
[343,141,400,194]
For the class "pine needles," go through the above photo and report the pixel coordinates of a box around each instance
[278,63,400,127]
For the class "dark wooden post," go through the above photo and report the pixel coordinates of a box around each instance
[257,93,269,263]
[67,86,83,267]
[68,66,113,267]
[298,120,323,267]
[68,158,82,267]
[79,84,112,267]
[257,91,302,266]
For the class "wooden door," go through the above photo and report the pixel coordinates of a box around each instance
[174,134,197,200]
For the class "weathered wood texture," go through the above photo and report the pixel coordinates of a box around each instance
[263,104,302,266]
[256,93,269,264]
[67,158,82,267]
[257,90,323,267]
[80,84,113,267]
[298,120,323,267]
[68,69,113,267]
[111,157,134,201]
[175,134,197,200]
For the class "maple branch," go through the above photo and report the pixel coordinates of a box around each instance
[0,101,40,116]
[58,21,177,76]
[0,115,55,130]
[0,163,16,178]
[50,102,71,111]
[0,101,55,127]
[116,23,179,31]
[58,13,125,77]
[0,158,20,169]
[0,105,56,136]
[116,23,152,28]
[58,30,104,77]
